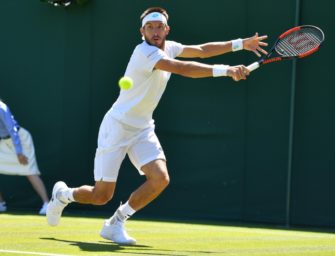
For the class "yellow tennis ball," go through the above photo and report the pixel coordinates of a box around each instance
[118,76,133,90]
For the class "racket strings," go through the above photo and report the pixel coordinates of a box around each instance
[275,28,323,57]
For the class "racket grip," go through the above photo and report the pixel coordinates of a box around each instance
[247,62,260,72]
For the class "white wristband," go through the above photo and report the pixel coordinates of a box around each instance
[232,38,243,51]
[212,64,229,77]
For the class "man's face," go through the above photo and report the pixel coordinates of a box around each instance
[140,21,170,48]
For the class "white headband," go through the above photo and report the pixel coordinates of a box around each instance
[142,12,168,27]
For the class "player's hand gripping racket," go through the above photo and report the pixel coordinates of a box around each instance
[247,25,325,72]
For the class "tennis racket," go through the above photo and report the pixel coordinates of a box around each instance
[247,25,325,72]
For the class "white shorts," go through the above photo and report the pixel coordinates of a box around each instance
[94,114,166,182]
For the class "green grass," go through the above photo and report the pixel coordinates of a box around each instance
[1,213,335,256]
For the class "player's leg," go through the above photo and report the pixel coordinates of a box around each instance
[128,159,169,211]
[125,126,169,213]
[100,126,168,245]
[100,160,169,245]
[26,175,49,214]
[47,146,122,226]
[47,180,116,226]
[107,159,169,225]
[55,181,116,205]
[72,181,115,205]
[47,114,126,226]
[46,146,122,226]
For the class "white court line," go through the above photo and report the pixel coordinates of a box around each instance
[0,249,73,256]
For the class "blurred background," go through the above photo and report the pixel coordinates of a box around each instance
[0,0,334,228]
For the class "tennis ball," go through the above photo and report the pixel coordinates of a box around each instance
[118,76,133,90]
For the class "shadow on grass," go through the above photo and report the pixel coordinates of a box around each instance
[41,237,154,255]
[40,237,218,255]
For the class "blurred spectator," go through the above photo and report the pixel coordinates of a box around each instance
[0,99,49,214]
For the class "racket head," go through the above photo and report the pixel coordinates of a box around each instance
[247,25,324,72]
[274,25,325,59]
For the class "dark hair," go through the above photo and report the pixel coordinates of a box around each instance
[140,7,169,22]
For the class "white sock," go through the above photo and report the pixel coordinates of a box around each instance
[57,188,75,204]
[114,201,136,222]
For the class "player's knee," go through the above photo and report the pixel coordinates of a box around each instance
[156,172,170,190]
[143,160,170,190]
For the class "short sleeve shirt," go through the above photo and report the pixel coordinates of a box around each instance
[110,40,184,128]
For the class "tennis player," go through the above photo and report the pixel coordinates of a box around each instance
[47,7,268,244]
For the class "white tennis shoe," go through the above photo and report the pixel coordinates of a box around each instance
[100,217,136,245]
[47,181,68,226]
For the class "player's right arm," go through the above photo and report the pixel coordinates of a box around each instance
[154,57,249,81]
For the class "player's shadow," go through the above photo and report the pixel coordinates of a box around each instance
[41,237,151,251]
[40,237,188,255]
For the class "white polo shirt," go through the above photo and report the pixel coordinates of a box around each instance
[110,40,184,128]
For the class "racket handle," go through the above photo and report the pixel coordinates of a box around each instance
[247,62,260,72]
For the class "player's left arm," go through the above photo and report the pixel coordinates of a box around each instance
[178,33,268,58]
